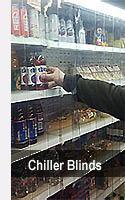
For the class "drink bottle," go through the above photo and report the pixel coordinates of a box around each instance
[27,57,36,90]
[13,106,28,148]
[27,104,37,145]
[20,60,28,90]
[35,102,44,136]
[35,55,48,90]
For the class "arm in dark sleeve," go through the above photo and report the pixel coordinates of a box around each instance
[63,74,125,121]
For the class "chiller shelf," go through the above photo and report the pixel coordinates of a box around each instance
[11,35,125,54]
[11,87,69,103]
[11,35,47,46]
[11,116,119,163]
[47,40,125,53]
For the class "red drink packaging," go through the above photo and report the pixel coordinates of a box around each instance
[20,6,29,36]
[11,4,21,35]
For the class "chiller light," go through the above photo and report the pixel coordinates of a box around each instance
[63,0,125,21]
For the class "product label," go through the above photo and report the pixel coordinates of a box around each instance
[60,27,66,36]
[106,66,114,72]
[20,7,29,36]
[83,66,91,74]
[27,118,37,139]
[112,65,120,72]
[11,5,21,35]
[89,66,97,73]
[28,66,36,86]
[36,113,44,133]
[36,65,46,85]
[20,66,28,85]
[100,66,108,72]
[14,120,28,143]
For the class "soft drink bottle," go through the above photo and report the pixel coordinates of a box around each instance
[27,57,36,90]
[13,106,28,148]
[35,55,48,90]
[27,104,37,145]
[35,102,44,136]
[20,60,28,90]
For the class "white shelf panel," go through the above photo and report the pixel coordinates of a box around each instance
[11,35,125,54]
[11,116,119,163]
[11,35,47,46]
[11,87,69,103]
[47,40,125,53]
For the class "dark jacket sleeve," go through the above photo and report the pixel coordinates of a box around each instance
[63,74,125,121]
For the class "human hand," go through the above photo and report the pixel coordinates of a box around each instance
[42,67,65,88]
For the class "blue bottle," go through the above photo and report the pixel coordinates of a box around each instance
[36,103,44,136]
[13,107,28,148]
[27,105,37,145]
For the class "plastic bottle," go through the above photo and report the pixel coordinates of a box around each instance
[26,104,37,145]
[49,14,59,41]
[28,8,39,38]
[13,106,28,148]
[27,57,36,90]
[66,19,74,43]
[35,102,44,136]
[60,18,67,42]
[79,20,86,44]
[39,13,45,40]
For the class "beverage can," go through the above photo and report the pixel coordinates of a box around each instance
[19,6,29,36]
[20,66,28,89]
[11,4,21,35]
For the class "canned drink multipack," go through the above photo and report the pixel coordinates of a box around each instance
[19,6,29,36]
[11,4,21,35]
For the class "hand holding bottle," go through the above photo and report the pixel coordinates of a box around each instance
[42,67,65,88]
